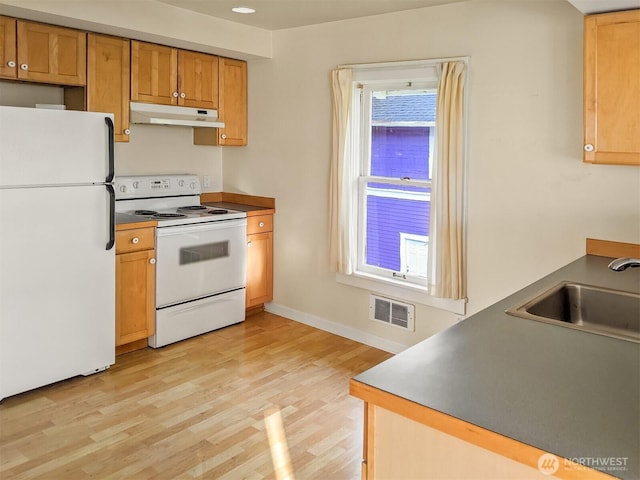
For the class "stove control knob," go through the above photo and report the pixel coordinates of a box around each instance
[190,182,196,189]
[178,180,185,187]
[132,181,139,189]
[119,185,127,193]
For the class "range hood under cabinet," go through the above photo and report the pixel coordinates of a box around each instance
[129,102,225,128]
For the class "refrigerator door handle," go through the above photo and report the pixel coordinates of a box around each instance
[105,117,114,183]
[106,184,115,250]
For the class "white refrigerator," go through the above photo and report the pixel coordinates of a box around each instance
[0,106,116,401]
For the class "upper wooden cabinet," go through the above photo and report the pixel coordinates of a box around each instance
[86,34,131,142]
[584,10,640,165]
[193,57,248,146]
[9,19,86,85]
[131,40,177,105]
[131,40,219,109]
[0,16,17,79]
[178,50,219,109]
[218,57,247,146]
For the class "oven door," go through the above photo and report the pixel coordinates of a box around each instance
[156,219,247,308]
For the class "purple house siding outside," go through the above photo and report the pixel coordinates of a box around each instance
[366,196,430,271]
[365,93,435,275]
[371,126,430,180]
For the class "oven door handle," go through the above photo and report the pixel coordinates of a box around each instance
[156,218,246,237]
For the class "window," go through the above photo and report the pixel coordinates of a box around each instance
[330,60,467,312]
[356,84,437,288]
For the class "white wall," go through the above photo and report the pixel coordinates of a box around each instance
[222,0,640,348]
[114,126,223,192]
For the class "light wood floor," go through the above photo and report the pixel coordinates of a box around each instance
[0,312,392,479]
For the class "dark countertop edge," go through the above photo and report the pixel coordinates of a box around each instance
[115,213,157,230]
[202,202,275,216]
[353,254,640,479]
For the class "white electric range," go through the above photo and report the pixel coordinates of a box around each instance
[115,174,247,348]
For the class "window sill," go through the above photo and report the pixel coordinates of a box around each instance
[336,271,466,316]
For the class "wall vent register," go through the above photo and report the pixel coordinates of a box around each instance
[369,294,415,331]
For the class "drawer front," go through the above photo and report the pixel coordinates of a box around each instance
[116,227,155,254]
[247,215,273,235]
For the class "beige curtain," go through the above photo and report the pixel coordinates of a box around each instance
[328,68,354,274]
[430,61,466,299]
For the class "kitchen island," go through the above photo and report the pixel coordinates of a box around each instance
[351,240,640,480]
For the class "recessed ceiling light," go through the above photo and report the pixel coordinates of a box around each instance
[232,6,256,14]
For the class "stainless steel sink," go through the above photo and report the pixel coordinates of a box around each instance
[506,282,640,342]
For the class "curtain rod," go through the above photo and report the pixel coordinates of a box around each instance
[337,56,469,70]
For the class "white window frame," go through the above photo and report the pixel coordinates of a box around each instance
[335,59,468,316]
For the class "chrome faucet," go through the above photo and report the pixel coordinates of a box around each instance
[608,257,640,271]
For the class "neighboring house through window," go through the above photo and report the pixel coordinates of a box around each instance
[329,59,468,314]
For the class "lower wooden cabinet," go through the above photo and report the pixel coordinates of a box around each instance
[246,214,273,310]
[115,227,156,354]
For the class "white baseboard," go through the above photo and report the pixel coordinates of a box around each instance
[264,302,407,354]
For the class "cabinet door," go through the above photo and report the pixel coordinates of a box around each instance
[16,20,86,86]
[178,50,219,109]
[218,57,247,146]
[116,249,156,346]
[131,40,178,105]
[87,34,130,142]
[0,16,16,79]
[584,10,640,165]
[246,231,273,308]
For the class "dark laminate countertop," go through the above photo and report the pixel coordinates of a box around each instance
[354,255,640,479]
[115,213,157,230]
[203,202,274,216]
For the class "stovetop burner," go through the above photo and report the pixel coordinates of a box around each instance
[177,205,208,212]
[154,213,187,218]
[208,209,229,215]
[133,210,187,219]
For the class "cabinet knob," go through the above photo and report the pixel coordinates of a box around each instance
[7,60,16,68]
[180,92,186,98]
[259,222,265,228]
[247,241,253,248]
[150,258,156,264]
[172,92,179,98]
[584,144,594,152]
[132,237,139,244]
[124,128,130,135]
[221,133,227,139]
[20,63,28,71]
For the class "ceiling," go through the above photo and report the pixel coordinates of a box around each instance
[155,0,472,30]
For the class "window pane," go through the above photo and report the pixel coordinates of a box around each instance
[370,90,436,180]
[365,182,430,275]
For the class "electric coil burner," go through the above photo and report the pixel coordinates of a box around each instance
[114,174,247,348]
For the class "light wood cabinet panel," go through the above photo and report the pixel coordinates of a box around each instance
[218,57,247,145]
[16,20,86,86]
[115,228,155,254]
[178,50,219,108]
[193,57,247,146]
[584,10,640,165]
[131,40,178,105]
[0,16,17,79]
[246,218,273,309]
[87,33,130,142]
[131,40,221,110]
[115,226,155,352]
